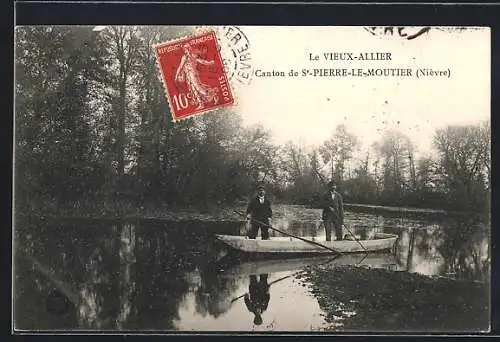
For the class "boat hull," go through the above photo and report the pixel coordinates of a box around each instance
[215,232,398,255]
[219,253,398,277]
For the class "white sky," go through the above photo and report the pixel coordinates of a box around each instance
[220,26,490,155]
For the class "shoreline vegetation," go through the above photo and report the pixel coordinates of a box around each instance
[299,264,490,332]
[18,200,476,224]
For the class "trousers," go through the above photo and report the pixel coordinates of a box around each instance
[324,219,343,241]
[248,220,270,240]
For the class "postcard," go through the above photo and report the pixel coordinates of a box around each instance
[13,25,490,333]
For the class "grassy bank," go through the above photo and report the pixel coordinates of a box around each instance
[15,199,246,223]
[344,203,465,218]
[298,264,489,332]
[16,198,473,226]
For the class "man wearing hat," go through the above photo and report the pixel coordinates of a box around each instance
[322,180,344,241]
[246,185,273,240]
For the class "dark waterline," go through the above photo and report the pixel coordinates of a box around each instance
[13,207,490,331]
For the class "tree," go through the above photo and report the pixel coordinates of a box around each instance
[103,27,141,177]
[234,124,277,187]
[415,157,438,192]
[342,152,378,204]
[131,27,190,195]
[278,143,323,204]
[433,123,490,211]
[374,129,414,203]
[319,124,359,183]
[15,26,108,209]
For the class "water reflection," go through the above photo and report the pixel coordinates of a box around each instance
[116,223,137,329]
[14,208,490,331]
[77,230,118,329]
[391,217,490,280]
[244,274,270,326]
[193,264,240,318]
[436,218,490,281]
[271,212,490,282]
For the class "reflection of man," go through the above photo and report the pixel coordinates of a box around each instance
[244,274,270,326]
[246,185,273,240]
[322,180,344,241]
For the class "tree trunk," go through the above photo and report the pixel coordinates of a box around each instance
[117,78,126,176]
[331,156,334,181]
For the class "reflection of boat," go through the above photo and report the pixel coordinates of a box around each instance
[219,254,397,277]
[215,232,398,255]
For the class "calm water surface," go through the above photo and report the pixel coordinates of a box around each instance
[13,205,490,331]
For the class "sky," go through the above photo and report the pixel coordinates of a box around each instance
[213,26,490,156]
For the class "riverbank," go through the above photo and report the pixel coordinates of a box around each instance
[298,264,490,332]
[16,200,247,224]
[19,200,467,224]
[344,203,466,218]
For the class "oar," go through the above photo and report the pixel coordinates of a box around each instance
[342,222,368,252]
[229,274,290,304]
[234,210,342,255]
[229,254,342,305]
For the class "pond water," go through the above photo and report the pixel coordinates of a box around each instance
[13,205,490,332]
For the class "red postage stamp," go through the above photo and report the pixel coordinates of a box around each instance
[154,31,235,121]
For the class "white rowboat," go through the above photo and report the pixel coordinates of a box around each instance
[215,232,398,254]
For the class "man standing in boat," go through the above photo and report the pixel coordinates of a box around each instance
[246,185,273,240]
[322,180,344,241]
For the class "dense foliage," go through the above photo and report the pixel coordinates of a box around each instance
[15,26,491,218]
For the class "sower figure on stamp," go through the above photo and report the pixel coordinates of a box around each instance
[322,180,344,241]
[175,44,219,110]
[246,185,273,240]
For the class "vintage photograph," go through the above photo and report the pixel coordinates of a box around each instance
[13,25,491,332]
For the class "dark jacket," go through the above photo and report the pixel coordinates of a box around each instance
[244,276,270,314]
[321,190,344,224]
[247,196,272,221]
